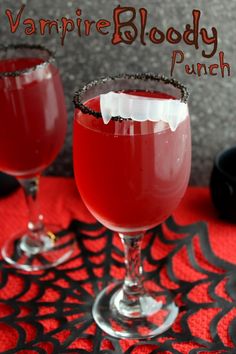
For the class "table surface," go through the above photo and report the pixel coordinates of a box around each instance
[0,177,236,354]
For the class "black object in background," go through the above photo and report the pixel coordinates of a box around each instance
[210,146,236,221]
[0,172,19,198]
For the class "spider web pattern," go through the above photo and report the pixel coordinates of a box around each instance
[0,216,236,354]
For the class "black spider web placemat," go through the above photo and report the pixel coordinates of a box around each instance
[0,217,235,354]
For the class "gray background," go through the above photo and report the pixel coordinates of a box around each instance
[0,0,235,185]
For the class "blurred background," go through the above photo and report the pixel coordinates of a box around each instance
[1,0,235,185]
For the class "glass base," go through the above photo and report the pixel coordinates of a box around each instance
[92,282,178,339]
[1,224,75,271]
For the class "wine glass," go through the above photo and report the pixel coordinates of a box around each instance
[0,44,75,271]
[73,73,191,339]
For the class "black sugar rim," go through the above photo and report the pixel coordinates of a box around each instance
[0,44,55,78]
[73,73,189,121]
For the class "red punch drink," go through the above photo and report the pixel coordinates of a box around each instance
[0,57,66,178]
[73,90,191,234]
[0,46,75,273]
[73,74,191,339]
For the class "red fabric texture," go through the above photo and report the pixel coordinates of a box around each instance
[0,177,236,353]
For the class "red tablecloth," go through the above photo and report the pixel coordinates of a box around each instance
[0,177,236,354]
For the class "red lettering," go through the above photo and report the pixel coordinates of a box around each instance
[197,63,207,76]
[183,10,200,49]
[219,51,230,77]
[96,19,111,35]
[61,18,75,46]
[5,5,25,33]
[200,27,218,58]
[166,27,182,44]
[76,9,82,37]
[84,20,95,36]
[209,64,218,76]
[149,27,165,44]
[185,64,196,75]
[39,19,59,35]
[112,6,138,45]
[23,18,36,35]
[139,8,147,45]
[170,50,184,76]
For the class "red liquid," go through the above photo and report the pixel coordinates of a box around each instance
[0,57,67,178]
[73,91,191,233]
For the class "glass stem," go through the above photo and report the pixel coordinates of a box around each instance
[119,233,145,306]
[18,176,45,246]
